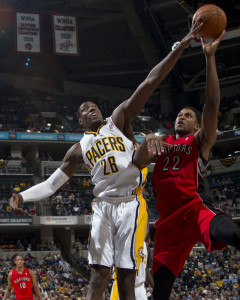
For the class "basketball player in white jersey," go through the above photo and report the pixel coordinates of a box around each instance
[10,21,203,300]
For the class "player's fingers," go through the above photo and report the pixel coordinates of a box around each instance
[157,141,172,156]
[151,141,157,155]
[147,140,153,153]
[163,142,173,149]
[217,30,225,41]
[154,140,162,156]
[200,36,205,45]
[148,139,158,155]
[192,20,204,33]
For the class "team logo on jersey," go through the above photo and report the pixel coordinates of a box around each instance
[137,246,146,263]
[109,123,114,130]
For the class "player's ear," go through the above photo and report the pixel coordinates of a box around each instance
[194,123,200,132]
[78,118,82,126]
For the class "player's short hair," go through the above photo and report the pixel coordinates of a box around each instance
[183,106,202,125]
[12,254,22,261]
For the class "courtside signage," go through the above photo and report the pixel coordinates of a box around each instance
[0,217,33,225]
[40,216,78,225]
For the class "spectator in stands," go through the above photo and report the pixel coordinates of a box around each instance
[82,178,89,189]
[27,243,32,251]
[21,159,27,174]
[231,189,238,210]
[209,177,217,189]
[16,240,24,250]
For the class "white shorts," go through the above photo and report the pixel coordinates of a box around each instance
[135,284,148,300]
[110,280,147,300]
[88,194,147,269]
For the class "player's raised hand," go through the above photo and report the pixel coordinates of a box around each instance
[146,133,173,156]
[201,30,225,57]
[10,193,25,216]
[180,17,204,48]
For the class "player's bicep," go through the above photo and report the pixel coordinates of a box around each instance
[111,102,127,132]
[29,270,38,285]
[197,105,218,153]
[60,143,84,177]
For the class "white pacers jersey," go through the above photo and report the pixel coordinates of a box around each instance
[80,117,142,198]
[135,242,148,286]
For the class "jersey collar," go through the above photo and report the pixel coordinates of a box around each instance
[85,122,105,136]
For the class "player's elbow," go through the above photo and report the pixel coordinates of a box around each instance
[133,157,145,170]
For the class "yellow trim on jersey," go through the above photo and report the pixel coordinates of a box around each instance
[141,167,148,183]
[134,167,148,195]
[135,193,148,270]
[85,123,105,135]
[110,279,119,300]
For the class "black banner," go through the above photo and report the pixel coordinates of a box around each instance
[217,129,240,140]
[0,217,33,225]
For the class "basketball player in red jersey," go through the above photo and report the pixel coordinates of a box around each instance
[133,30,240,299]
[3,254,42,300]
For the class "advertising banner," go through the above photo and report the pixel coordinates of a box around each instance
[0,217,33,225]
[40,216,78,225]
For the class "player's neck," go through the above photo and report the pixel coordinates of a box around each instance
[16,266,24,273]
[86,120,105,132]
[175,132,192,139]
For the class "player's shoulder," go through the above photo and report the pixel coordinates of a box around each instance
[27,268,34,276]
[65,143,82,159]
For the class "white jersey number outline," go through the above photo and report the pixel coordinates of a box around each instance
[163,155,180,171]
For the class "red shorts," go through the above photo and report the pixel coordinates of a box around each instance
[153,198,226,276]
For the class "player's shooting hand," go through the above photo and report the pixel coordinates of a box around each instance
[146,133,172,156]
[180,17,204,48]
[201,30,225,57]
[10,193,25,216]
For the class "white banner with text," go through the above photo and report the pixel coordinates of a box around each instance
[15,11,42,54]
[52,14,79,55]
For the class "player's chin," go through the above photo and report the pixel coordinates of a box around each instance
[92,118,103,126]
[175,127,185,133]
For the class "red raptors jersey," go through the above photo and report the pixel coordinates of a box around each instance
[153,134,201,219]
[12,268,33,300]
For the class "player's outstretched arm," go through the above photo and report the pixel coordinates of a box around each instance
[197,31,225,159]
[112,20,204,134]
[29,269,42,299]
[3,272,13,300]
[133,133,172,169]
[10,143,83,214]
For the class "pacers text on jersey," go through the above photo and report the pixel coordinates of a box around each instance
[85,136,126,167]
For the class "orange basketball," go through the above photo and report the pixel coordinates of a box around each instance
[193,4,227,38]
